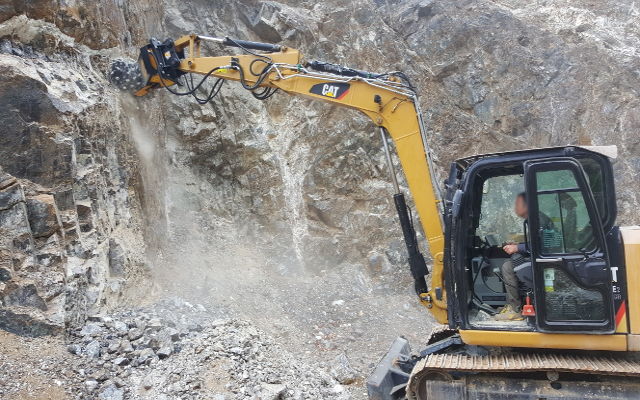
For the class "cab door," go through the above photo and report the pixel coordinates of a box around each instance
[524,158,614,332]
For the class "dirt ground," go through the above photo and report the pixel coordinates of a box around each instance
[0,330,74,400]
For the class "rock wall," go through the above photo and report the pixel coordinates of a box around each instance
[0,0,163,50]
[0,16,149,335]
[384,0,640,223]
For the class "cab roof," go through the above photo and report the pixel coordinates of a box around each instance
[455,145,617,170]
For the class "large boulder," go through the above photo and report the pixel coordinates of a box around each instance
[26,194,61,239]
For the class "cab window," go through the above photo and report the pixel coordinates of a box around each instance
[535,169,596,255]
[577,158,605,220]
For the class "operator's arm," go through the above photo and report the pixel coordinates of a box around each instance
[504,220,530,255]
[504,212,558,255]
[503,243,528,256]
[516,243,528,254]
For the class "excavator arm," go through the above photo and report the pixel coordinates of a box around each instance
[111,34,448,323]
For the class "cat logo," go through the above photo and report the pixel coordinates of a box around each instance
[310,82,350,100]
[322,84,340,97]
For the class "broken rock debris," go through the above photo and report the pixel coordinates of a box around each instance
[68,298,351,399]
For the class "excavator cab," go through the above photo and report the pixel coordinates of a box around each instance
[368,146,638,400]
[445,146,621,335]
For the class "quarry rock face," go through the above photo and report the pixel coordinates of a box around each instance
[0,0,163,50]
[383,0,640,222]
[0,18,147,335]
[0,1,637,389]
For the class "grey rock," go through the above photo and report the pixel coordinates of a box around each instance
[85,340,102,359]
[84,379,99,392]
[98,383,124,400]
[0,183,23,210]
[113,321,128,335]
[119,369,131,379]
[10,45,23,57]
[107,340,121,353]
[3,284,47,311]
[119,340,134,353]
[80,323,104,337]
[87,315,111,323]
[107,239,125,277]
[136,348,155,365]
[67,343,82,355]
[133,336,151,349]
[132,319,147,330]
[329,353,358,385]
[164,327,180,341]
[113,357,129,366]
[25,194,60,238]
[156,344,173,359]
[247,3,283,43]
[91,368,110,382]
[148,335,160,350]
[0,39,12,55]
[127,327,143,341]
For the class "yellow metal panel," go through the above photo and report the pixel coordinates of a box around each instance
[460,329,627,351]
[622,226,640,334]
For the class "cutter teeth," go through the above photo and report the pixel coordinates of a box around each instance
[110,59,144,92]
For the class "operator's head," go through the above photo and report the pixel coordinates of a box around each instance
[515,192,528,219]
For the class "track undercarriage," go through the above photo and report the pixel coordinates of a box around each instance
[368,328,640,400]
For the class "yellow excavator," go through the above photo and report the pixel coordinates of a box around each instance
[111,35,640,399]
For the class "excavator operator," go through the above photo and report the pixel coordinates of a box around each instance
[496,192,555,321]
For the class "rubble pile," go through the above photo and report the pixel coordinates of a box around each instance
[68,299,353,399]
